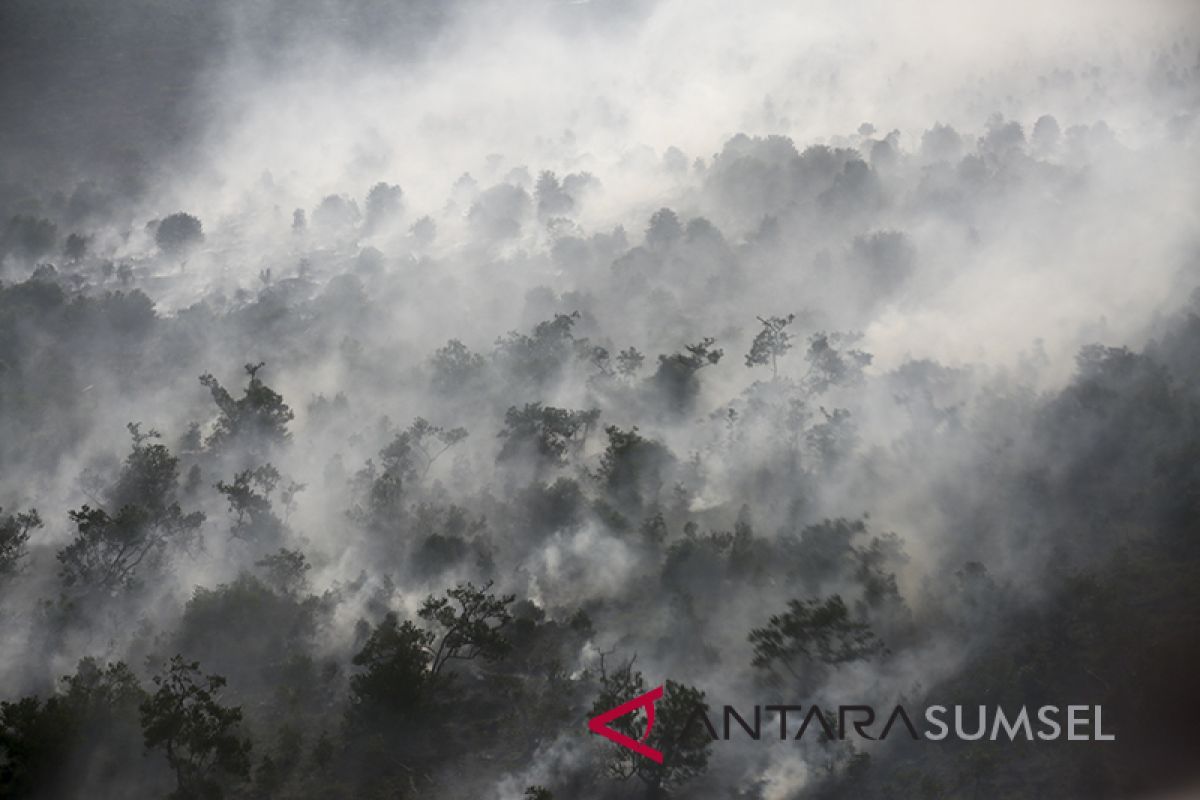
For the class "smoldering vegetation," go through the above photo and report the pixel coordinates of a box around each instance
[1,1,1200,799]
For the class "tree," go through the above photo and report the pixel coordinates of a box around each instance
[749,595,882,684]
[430,339,486,395]
[596,426,675,510]
[745,314,796,378]
[352,419,470,531]
[199,363,294,453]
[141,656,251,800]
[349,582,514,726]
[215,464,285,544]
[494,313,582,387]
[418,580,516,678]
[0,508,40,577]
[616,347,645,378]
[349,613,435,724]
[58,424,204,595]
[405,417,469,477]
[63,233,88,262]
[364,182,404,232]
[498,403,600,465]
[801,332,872,395]
[0,658,145,798]
[652,337,723,414]
[645,208,682,251]
[156,213,203,257]
[590,657,711,798]
[535,171,573,219]
[254,548,311,596]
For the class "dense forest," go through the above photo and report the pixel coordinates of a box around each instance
[1,1,1199,798]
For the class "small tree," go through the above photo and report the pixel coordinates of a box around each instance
[430,339,486,395]
[745,314,796,378]
[58,425,203,595]
[596,426,675,510]
[749,595,882,684]
[801,333,872,395]
[215,464,284,544]
[535,171,573,219]
[349,613,436,724]
[0,508,40,577]
[63,233,89,262]
[652,337,723,414]
[141,656,251,800]
[498,403,599,465]
[155,213,203,257]
[0,658,146,797]
[199,363,294,453]
[349,582,514,727]
[405,417,469,477]
[418,580,516,678]
[590,657,711,798]
[364,182,404,232]
[254,548,311,596]
[616,347,645,378]
[645,208,682,251]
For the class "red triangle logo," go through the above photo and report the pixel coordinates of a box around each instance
[587,685,664,763]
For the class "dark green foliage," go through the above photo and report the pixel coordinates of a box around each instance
[590,658,711,796]
[199,363,294,453]
[430,339,486,394]
[805,406,857,470]
[411,503,489,577]
[349,581,514,730]
[645,208,682,251]
[652,337,723,413]
[616,346,645,377]
[749,595,882,682]
[494,313,581,386]
[351,419,470,532]
[535,171,573,219]
[155,212,203,256]
[597,425,674,509]
[498,403,600,464]
[349,612,435,724]
[63,232,88,262]
[215,464,285,545]
[364,182,404,231]
[174,574,321,699]
[418,580,516,677]
[57,424,203,595]
[745,314,796,377]
[0,658,146,798]
[404,417,469,477]
[0,508,40,577]
[802,332,872,394]
[518,477,587,535]
[255,548,311,596]
[141,656,251,800]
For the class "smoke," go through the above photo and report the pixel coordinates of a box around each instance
[1,0,1199,797]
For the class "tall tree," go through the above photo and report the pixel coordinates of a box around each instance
[749,595,882,684]
[199,363,294,454]
[745,314,796,378]
[590,657,711,798]
[58,424,203,595]
[141,656,251,800]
